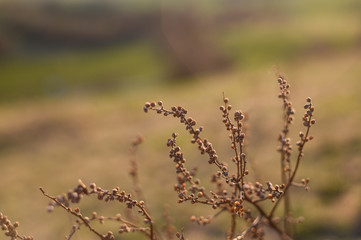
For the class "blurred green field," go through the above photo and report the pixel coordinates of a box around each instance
[0,1,361,240]
[0,42,165,102]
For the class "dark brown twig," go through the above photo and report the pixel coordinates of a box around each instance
[40,187,107,240]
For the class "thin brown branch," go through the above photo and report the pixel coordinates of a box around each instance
[228,213,237,240]
[39,187,106,240]
[269,101,314,219]
[232,214,263,240]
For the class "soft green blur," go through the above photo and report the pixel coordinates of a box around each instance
[0,1,360,239]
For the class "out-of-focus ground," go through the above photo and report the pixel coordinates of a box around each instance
[0,0,361,239]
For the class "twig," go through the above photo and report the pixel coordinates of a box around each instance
[39,187,106,240]
[269,99,314,219]
[232,214,263,240]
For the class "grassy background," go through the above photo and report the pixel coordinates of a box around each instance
[0,0,361,239]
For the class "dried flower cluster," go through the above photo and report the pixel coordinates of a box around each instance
[144,74,315,240]
[0,212,33,240]
[0,73,315,240]
[40,178,155,240]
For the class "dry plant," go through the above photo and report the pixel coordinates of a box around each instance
[143,74,315,240]
[1,74,315,240]
[0,212,34,240]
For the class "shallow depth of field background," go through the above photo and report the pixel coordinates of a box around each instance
[0,0,361,239]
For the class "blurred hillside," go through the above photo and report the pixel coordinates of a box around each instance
[0,0,361,240]
[1,0,360,102]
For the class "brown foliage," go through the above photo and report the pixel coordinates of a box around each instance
[1,74,315,240]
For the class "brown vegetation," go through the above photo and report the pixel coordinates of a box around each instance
[0,74,315,239]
